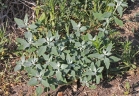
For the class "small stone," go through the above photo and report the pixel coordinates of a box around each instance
[57,92,63,96]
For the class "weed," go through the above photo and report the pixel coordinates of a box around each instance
[124,82,130,95]
[0,26,8,59]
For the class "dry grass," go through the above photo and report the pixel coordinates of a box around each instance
[0,0,36,31]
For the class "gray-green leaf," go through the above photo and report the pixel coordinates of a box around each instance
[51,47,58,56]
[71,20,77,28]
[37,46,46,56]
[109,56,121,62]
[41,79,49,87]
[106,43,113,52]
[56,71,62,81]
[14,64,21,71]
[36,86,43,96]
[25,32,33,42]
[117,6,123,17]
[33,38,46,47]
[80,26,87,32]
[96,75,100,84]
[114,17,123,26]
[71,70,75,78]
[50,62,59,69]
[24,61,32,67]
[14,18,26,28]
[24,14,28,26]
[29,24,37,29]
[61,64,68,69]
[104,57,110,69]
[108,3,115,6]
[16,38,30,49]
[28,77,38,86]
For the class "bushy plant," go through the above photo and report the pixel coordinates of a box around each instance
[14,0,130,95]
[116,39,138,69]
[14,15,121,95]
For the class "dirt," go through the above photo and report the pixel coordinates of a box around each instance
[120,0,139,45]
[1,1,139,96]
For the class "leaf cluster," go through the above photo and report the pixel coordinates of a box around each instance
[33,0,128,34]
[13,0,131,95]
[14,17,120,94]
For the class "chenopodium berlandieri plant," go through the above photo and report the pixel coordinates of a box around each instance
[14,18,120,94]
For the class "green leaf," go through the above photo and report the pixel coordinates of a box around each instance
[98,31,105,38]
[33,38,46,47]
[66,54,71,62]
[75,31,80,37]
[108,3,115,6]
[30,69,38,76]
[97,67,104,73]
[14,64,21,71]
[91,64,97,76]
[88,53,104,60]
[41,79,49,87]
[75,42,81,48]
[71,19,77,28]
[93,12,103,20]
[117,6,123,17]
[47,30,52,37]
[51,47,58,56]
[29,24,37,29]
[106,43,113,52]
[96,75,100,84]
[104,57,110,69]
[25,32,32,41]
[102,12,111,18]
[63,69,70,74]
[109,56,121,62]
[24,61,32,67]
[37,46,46,56]
[60,53,65,60]
[96,60,101,67]
[27,47,36,53]
[42,54,49,60]
[28,77,38,86]
[84,57,91,63]
[85,70,93,76]
[38,12,46,22]
[56,71,63,81]
[40,69,45,76]
[114,17,123,26]
[36,86,43,96]
[20,56,25,63]
[14,18,26,28]
[24,14,28,25]
[61,64,68,69]
[80,26,87,32]
[16,38,30,49]
[50,62,59,69]
[71,70,75,78]
[50,84,56,90]
[121,3,128,7]
[87,33,93,40]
